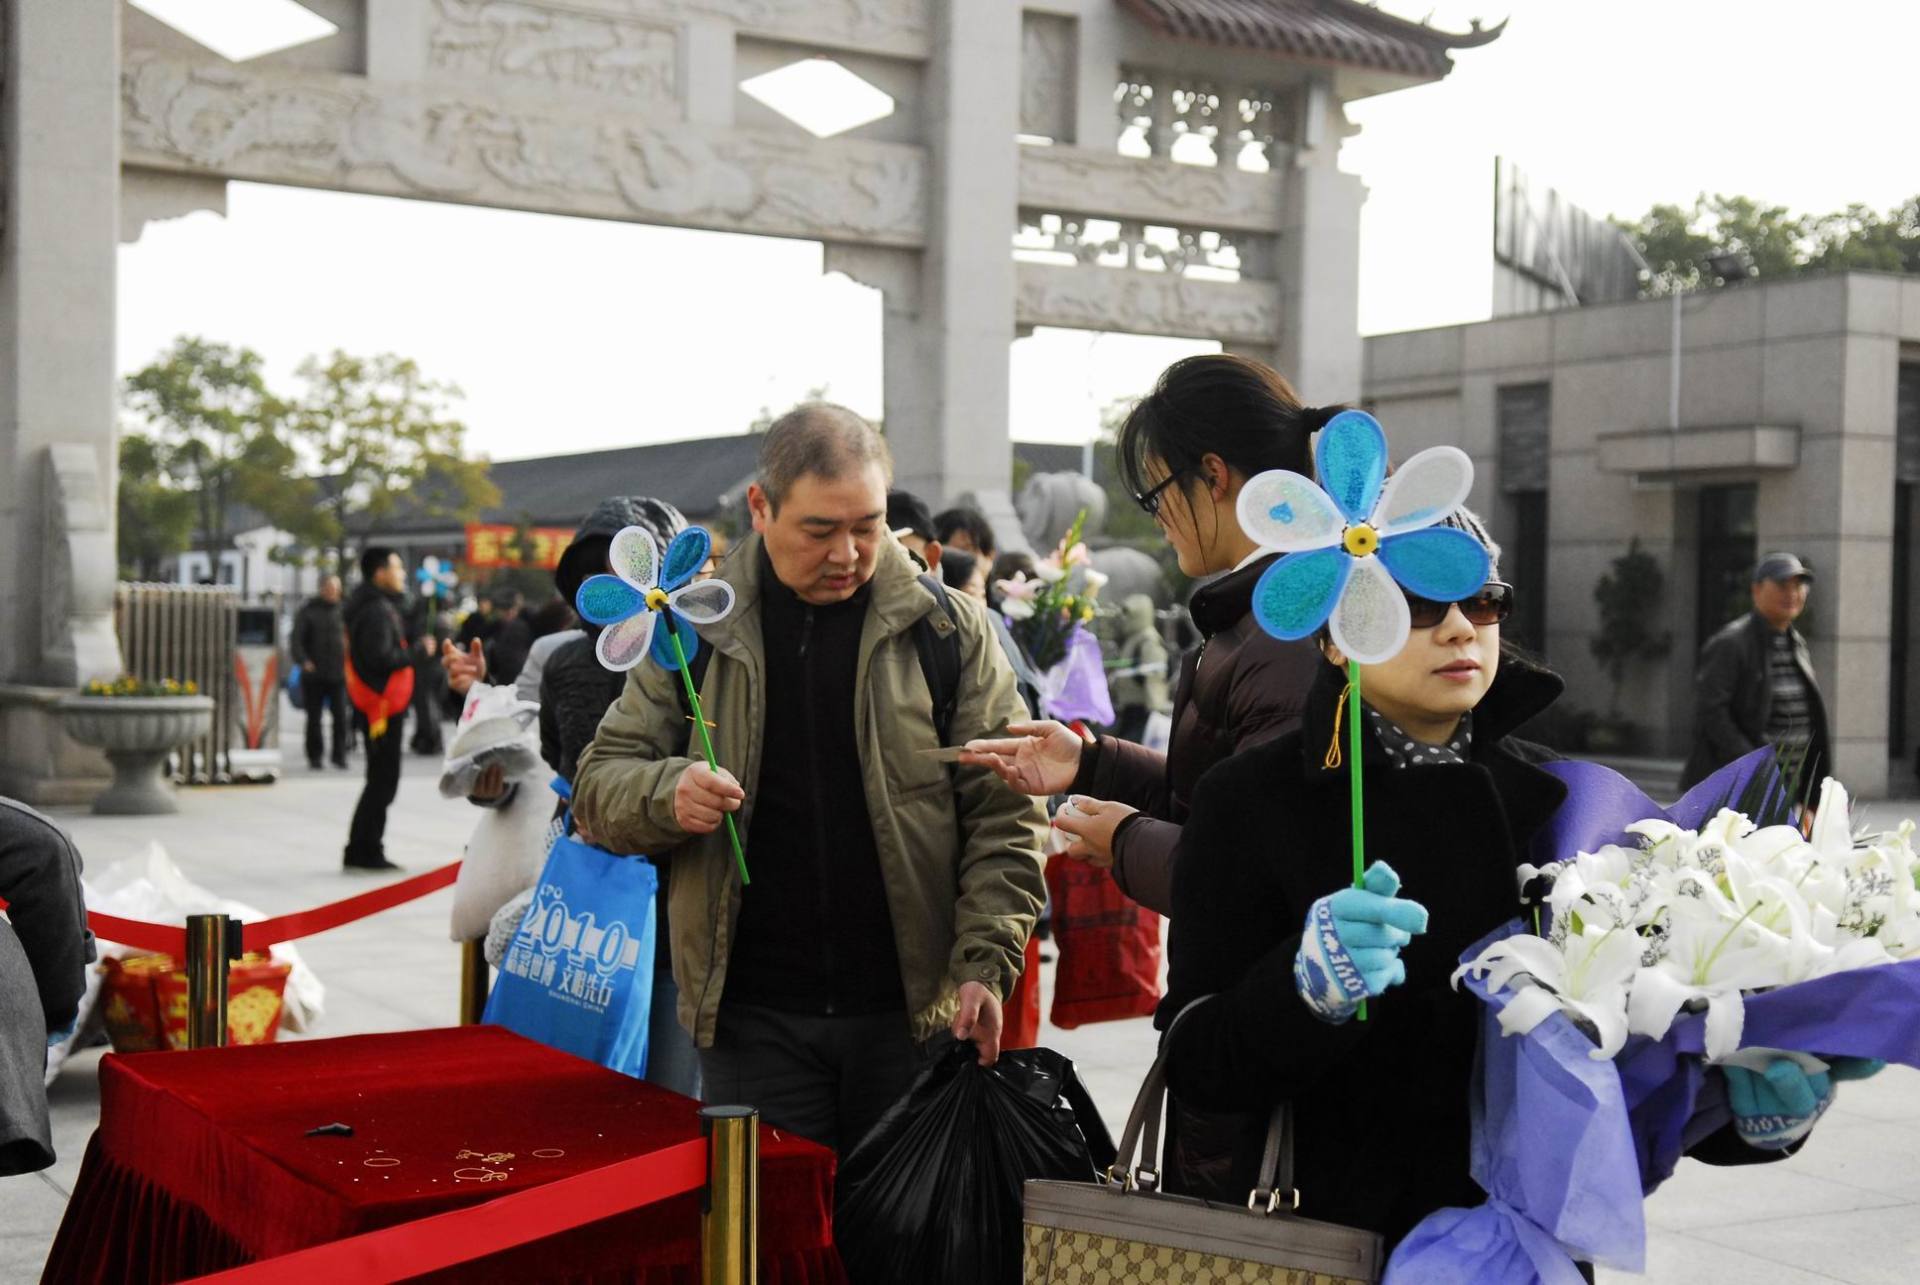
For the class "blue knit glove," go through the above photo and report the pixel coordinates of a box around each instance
[1293,862,1429,1024]
[1722,1052,1835,1150]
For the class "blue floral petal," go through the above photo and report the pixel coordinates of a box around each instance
[1316,411,1390,525]
[661,527,712,592]
[1251,546,1352,641]
[650,610,697,671]
[576,574,646,626]
[1377,527,1492,603]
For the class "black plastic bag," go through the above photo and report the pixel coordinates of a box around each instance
[836,1044,1116,1285]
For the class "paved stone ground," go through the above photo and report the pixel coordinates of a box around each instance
[4,717,1919,1281]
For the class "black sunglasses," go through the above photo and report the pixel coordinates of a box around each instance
[1405,581,1513,629]
[1134,470,1186,518]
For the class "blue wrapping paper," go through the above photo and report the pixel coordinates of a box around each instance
[1388,749,1920,1282]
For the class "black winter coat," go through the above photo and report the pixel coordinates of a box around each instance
[1071,553,1321,914]
[1681,612,1830,796]
[1,798,90,1175]
[342,582,411,691]
[290,596,346,681]
[539,634,625,783]
[1161,656,1570,1249]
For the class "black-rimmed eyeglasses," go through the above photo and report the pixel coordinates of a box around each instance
[1133,471,1185,518]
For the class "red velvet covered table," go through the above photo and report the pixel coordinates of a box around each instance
[43,1026,844,1284]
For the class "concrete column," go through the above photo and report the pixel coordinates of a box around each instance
[0,0,121,683]
[1273,79,1363,403]
[365,0,429,82]
[886,0,1019,513]
[681,17,736,126]
[1071,3,1123,151]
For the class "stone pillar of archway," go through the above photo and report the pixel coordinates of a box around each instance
[0,0,123,802]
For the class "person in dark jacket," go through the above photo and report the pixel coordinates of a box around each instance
[960,353,1332,915]
[408,595,449,757]
[1162,533,1836,1254]
[342,547,413,872]
[1,796,90,1175]
[290,574,349,770]
[484,593,535,688]
[1680,552,1830,803]
[455,595,496,649]
[455,496,702,1096]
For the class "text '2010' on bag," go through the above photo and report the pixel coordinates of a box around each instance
[483,805,657,1079]
[1022,998,1382,1283]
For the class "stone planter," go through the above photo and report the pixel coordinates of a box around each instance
[55,695,214,815]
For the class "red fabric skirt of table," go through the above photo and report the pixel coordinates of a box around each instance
[42,1026,845,1284]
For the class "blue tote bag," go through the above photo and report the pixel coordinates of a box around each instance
[484,782,658,1078]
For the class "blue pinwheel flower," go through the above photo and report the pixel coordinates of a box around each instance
[573,526,735,672]
[415,556,457,599]
[1236,410,1490,665]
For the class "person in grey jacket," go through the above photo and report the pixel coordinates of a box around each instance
[1,796,90,1175]
[1681,552,1831,803]
[290,575,349,769]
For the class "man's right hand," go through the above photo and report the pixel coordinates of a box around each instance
[958,720,1085,796]
[301,661,315,674]
[674,762,744,834]
[442,639,486,695]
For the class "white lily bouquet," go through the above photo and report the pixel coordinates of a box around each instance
[1387,750,1920,1282]
[1459,776,1920,1062]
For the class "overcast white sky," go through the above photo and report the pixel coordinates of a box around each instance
[117,0,1920,460]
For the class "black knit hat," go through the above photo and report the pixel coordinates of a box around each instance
[553,496,687,605]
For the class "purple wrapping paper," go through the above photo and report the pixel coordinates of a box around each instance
[1388,750,1920,1282]
[1039,625,1114,725]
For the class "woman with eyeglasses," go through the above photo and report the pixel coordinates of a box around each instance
[961,353,1335,915]
[1155,511,1570,1244]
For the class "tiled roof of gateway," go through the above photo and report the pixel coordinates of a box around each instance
[1120,0,1503,77]
[378,436,1096,533]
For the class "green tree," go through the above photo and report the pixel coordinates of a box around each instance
[122,336,312,568]
[290,351,499,575]
[116,431,198,579]
[1620,192,1920,295]
[1590,540,1671,720]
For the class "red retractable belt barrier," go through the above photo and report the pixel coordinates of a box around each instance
[86,859,461,957]
[188,1138,709,1283]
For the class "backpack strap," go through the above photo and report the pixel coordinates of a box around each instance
[912,572,964,747]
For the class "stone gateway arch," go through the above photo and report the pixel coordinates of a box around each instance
[0,0,1492,798]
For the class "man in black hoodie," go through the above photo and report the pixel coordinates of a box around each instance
[290,574,349,770]
[342,547,412,872]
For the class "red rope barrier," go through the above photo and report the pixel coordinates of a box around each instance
[187,1137,709,1283]
[85,860,462,957]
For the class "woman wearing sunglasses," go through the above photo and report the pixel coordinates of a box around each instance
[1156,513,1574,1244]
[961,353,1335,915]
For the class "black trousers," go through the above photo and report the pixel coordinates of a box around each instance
[409,658,444,754]
[344,712,404,866]
[698,1004,948,1158]
[302,674,347,765]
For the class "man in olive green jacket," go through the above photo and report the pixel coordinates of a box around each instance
[573,404,1046,1154]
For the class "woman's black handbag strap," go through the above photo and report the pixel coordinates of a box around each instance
[1112,996,1297,1212]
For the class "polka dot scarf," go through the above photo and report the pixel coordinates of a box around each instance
[1363,706,1472,769]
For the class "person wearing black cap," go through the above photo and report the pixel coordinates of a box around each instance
[1680,551,1830,800]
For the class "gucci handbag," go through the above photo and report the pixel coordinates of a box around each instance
[1021,1000,1382,1283]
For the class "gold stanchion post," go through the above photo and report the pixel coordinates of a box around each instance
[458,939,491,1025]
[183,914,231,1049]
[700,1105,759,1285]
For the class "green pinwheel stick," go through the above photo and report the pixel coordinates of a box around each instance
[1348,659,1367,1023]
[658,602,749,887]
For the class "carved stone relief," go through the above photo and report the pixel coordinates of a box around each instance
[40,446,123,687]
[1019,13,1074,142]
[611,0,929,58]
[429,1,679,107]
[1019,146,1279,232]
[121,52,926,245]
[1116,67,1282,169]
[1015,262,1279,344]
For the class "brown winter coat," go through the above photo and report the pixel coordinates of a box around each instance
[1070,553,1321,914]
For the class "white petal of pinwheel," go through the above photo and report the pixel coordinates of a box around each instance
[1327,556,1411,665]
[667,579,735,625]
[1236,469,1344,552]
[1373,445,1476,535]
[608,526,661,591]
[595,611,657,672]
